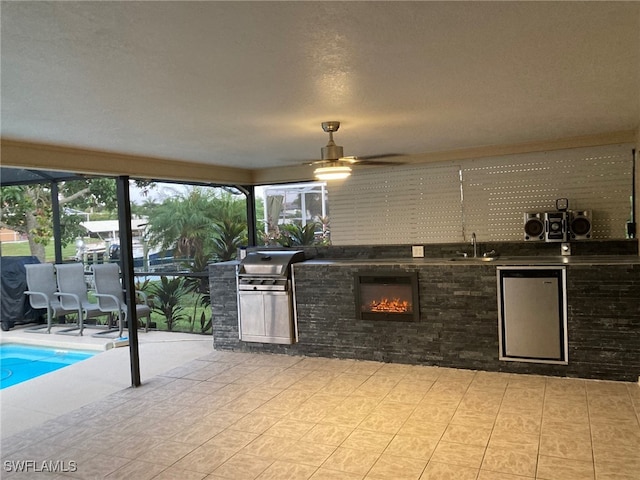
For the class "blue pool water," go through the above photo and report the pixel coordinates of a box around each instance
[0,344,97,389]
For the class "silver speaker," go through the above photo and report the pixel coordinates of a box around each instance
[569,210,592,240]
[524,213,545,241]
[544,211,567,242]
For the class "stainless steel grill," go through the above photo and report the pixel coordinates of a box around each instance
[236,250,305,344]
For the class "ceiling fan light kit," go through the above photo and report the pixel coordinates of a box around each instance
[314,121,350,180]
[314,164,352,181]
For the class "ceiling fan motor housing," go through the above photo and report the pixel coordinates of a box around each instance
[321,144,344,161]
[320,121,344,160]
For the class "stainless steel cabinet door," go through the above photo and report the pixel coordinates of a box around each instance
[238,291,294,344]
[498,266,567,364]
[502,276,562,360]
[263,292,293,340]
[238,291,266,337]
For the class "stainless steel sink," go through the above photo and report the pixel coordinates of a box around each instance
[448,256,498,262]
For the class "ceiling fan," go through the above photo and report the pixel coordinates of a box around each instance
[311,121,402,180]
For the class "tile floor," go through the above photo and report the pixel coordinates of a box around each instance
[1,351,639,479]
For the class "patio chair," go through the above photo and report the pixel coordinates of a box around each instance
[54,263,106,335]
[24,263,76,334]
[92,263,151,336]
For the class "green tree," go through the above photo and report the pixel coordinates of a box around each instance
[0,178,119,261]
[143,188,213,259]
[142,187,248,265]
[209,192,248,261]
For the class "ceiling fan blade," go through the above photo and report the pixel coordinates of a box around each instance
[306,156,405,167]
[351,159,405,166]
[352,153,404,161]
[308,159,332,166]
[343,154,406,166]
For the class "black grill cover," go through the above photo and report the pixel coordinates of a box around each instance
[1,256,43,330]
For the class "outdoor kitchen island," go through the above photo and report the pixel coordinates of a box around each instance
[209,247,640,382]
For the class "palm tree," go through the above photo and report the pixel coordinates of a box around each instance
[143,188,248,333]
[211,218,247,261]
[144,189,213,260]
[276,222,319,246]
[150,276,189,331]
[144,186,248,265]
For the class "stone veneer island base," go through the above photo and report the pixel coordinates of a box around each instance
[209,243,640,382]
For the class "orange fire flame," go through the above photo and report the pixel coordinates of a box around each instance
[367,298,411,313]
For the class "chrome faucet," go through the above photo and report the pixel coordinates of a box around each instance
[471,232,477,258]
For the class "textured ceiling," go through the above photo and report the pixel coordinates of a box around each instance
[1,1,639,171]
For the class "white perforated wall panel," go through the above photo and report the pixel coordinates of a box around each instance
[328,144,633,244]
[330,164,464,245]
[462,145,633,240]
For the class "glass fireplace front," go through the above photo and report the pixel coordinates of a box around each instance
[354,272,419,321]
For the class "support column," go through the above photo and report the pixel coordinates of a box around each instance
[243,185,257,247]
[51,182,63,264]
[116,176,141,387]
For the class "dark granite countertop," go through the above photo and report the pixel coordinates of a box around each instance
[297,255,640,266]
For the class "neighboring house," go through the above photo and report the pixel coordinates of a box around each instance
[0,228,24,243]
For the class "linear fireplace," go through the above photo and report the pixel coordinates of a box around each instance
[354,271,419,322]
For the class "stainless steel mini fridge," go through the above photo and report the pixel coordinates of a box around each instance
[497,267,568,364]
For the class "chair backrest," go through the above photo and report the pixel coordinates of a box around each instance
[24,263,57,309]
[92,263,125,310]
[54,263,90,308]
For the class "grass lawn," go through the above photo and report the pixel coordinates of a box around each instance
[1,240,99,262]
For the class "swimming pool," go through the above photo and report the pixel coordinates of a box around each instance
[0,343,97,389]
